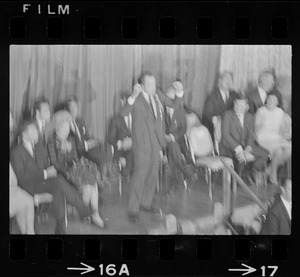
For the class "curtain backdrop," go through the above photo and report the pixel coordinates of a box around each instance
[220,45,291,113]
[10,45,221,141]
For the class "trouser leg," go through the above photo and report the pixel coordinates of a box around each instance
[141,150,160,208]
[128,152,150,214]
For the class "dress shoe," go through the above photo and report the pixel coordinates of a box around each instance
[140,205,160,214]
[90,214,105,229]
[127,212,139,222]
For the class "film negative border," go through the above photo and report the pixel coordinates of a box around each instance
[1,1,300,277]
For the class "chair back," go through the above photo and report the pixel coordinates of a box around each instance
[189,125,215,157]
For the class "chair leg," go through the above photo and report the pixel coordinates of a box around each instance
[64,197,68,228]
[118,161,122,196]
[183,179,188,190]
[208,168,212,201]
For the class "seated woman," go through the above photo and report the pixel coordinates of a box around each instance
[47,110,105,229]
[255,93,291,185]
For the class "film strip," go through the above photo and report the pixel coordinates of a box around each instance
[1,1,299,277]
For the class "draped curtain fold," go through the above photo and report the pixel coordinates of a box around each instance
[10,45,220,141]
[10,45,290,141]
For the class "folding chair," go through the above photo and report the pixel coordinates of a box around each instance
[188,125,234,201]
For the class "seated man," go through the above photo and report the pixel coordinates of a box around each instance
[164,85,196,189]
[66,95,104,170]
[219,95,269,184]
[107,92,133,180]
[260,177,291,235]
[247,70,283,114]
[202,71,238,141]
[10,120,93,234]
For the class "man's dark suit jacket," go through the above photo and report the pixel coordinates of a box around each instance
[120,91,182,152]
[165,107,187,142]
[202,89,237,138]
[10,143,46,196]
[219,110,255,157]
[246,87,283,114]
[71,116,103,168]
[260,195,291,235]
[107,114,132,160]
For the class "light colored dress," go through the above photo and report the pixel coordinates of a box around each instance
[255,106,291,155]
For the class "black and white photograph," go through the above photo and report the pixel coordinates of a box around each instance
[9,44,291,235]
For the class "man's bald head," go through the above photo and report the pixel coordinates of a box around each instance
[166,87,176,100]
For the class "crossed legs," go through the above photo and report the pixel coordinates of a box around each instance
[269,146,291,184]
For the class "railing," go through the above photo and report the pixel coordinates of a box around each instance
[220,157,268,220]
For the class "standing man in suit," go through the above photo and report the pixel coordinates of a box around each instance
[219,95,269,183]
[164,85,195,190]
[121,72,184,222]
[260,177,291,235]
[10,120,93,234]
[202,71,238,141]
[108,93,133,180]
[247,70,283,114]
[66,96,104,169]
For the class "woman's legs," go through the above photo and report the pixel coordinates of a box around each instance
[10,190,35,234]
[81,184,104,228]
[270,146,291,184]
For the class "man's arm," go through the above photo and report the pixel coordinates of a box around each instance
[120,99,134,117]
[221,112,240,150]
[156,90,184,109]
[260,210,279,235]
[10,150,44,196]
[245,113,255,149]
[78,117,92,141]
[107,117,118,147]
[202,95,215,121]
[169,110,187,141]
[247,93,255,114]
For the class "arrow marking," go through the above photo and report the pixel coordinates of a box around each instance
[229,263,257,276]
[67,262,95,275]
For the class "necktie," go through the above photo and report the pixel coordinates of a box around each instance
[224,92,228,104]
[31,142,35,160]
[149,95,157,118]
[42,122,46,143]
[128,114,132,132]
[74,120,82,141]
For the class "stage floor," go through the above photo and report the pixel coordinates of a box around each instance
[25,173,278,235]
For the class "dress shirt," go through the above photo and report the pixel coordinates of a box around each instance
[23,140,35,158]
[281,195,292,219]
[219,89,229,103]
[236,112,245,128]
[258,86,267,104]
[124,113,132,131]
[166,107,174,120]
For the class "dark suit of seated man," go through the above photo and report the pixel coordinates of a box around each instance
[260,178,291,235]
[108,94,133,180]
[10,120,92,234]
[66,95,104,170]
[164,85,195,189]
[219,95,269,184]
[202,71,238,142]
